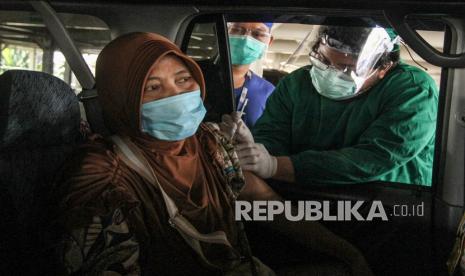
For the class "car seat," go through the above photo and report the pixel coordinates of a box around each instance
[0,70,81,275]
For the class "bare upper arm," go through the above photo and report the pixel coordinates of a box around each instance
[239,171,282,201]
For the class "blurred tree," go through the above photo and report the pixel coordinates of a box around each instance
[1,45,31,73]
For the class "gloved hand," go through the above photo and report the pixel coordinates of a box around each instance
[236,142,277,179]
[219,111,254,144]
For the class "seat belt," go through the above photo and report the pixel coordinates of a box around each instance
[78,89,110,136]
[110,135,232,268]
[30,2,109,136]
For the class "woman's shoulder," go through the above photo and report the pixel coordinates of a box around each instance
[197,122,232,159]
[65,134,120,175]
[55,134,139,229]
[199,122,234,154]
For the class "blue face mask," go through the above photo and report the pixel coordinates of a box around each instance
[141,90,206,141]
[229,35,267,65]
[310,66,357,100]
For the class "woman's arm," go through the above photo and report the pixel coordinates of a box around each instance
[239,172,373,276]
[273,156,295,183]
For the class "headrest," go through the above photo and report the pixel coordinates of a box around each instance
[0,70,80,151]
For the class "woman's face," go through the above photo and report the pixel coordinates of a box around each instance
[142,55,200,104]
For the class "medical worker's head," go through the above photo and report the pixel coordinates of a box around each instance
[310,25,400,100]
[228,22,274,65]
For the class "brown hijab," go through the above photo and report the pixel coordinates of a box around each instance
[59,32,241,274]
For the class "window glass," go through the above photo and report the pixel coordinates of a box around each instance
[185,23,219,61]
[0,10,111,92]
[0,44,43,72]
[184,20,233,122]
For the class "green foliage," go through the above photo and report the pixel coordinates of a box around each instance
[1,45,32,73]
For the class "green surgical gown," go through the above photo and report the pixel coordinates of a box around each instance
[253,63,438,186]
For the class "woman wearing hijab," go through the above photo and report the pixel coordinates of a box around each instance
[55,32,372,276]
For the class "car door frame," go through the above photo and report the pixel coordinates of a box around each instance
[177,8,465,275]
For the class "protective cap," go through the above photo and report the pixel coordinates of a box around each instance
[264,22,273,31]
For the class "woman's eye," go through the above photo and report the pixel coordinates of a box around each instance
[145,84,160,92]
[177,76,192,84]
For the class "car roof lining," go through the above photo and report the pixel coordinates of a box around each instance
[224,13,447,32]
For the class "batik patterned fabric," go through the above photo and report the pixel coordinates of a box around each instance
[447,212,465,275]
[61,208,140,275]
[203,122,245,197]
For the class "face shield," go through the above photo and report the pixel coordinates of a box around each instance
[351,27,401,92]
[310,27,400,100]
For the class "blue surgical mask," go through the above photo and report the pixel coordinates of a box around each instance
[310,66,357,100]
[141,90,206,141]
[229,35,267,65]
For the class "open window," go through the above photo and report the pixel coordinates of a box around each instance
[196,11,461,275]
[0,10,110,92]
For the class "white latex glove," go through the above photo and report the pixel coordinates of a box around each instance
[236,142,277,179]
[219,111,254,144]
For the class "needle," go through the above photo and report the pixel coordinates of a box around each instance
[239,98,248,118]
[231,98,248,141]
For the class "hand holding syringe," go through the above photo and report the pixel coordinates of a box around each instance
[219,99,276,179]
[219,99,254,143]
[237,98,248,123]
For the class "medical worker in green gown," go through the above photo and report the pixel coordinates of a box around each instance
[221,25,438,187]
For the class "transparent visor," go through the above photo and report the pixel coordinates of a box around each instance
[311,27,401,93]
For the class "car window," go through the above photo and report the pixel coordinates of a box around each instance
[224,19,444,187]
[0,10,111,92]
[185,22,219,61]
[183,18,234,122]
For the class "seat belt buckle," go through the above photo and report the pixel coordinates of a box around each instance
[168,211,180,229]
[168,218,176,228]
[78,88,98,102]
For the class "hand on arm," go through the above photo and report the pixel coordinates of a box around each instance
[219,111,254,143]
[220,109,295,182]
[235,143,295,182]
[274,156,295,182]
[235,142,277,179]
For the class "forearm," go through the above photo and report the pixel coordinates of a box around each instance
[239,172,372,274]
[241,172,359,262]
[240,171,282,201]
[263,211,372,275]
[271,156,295,183]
